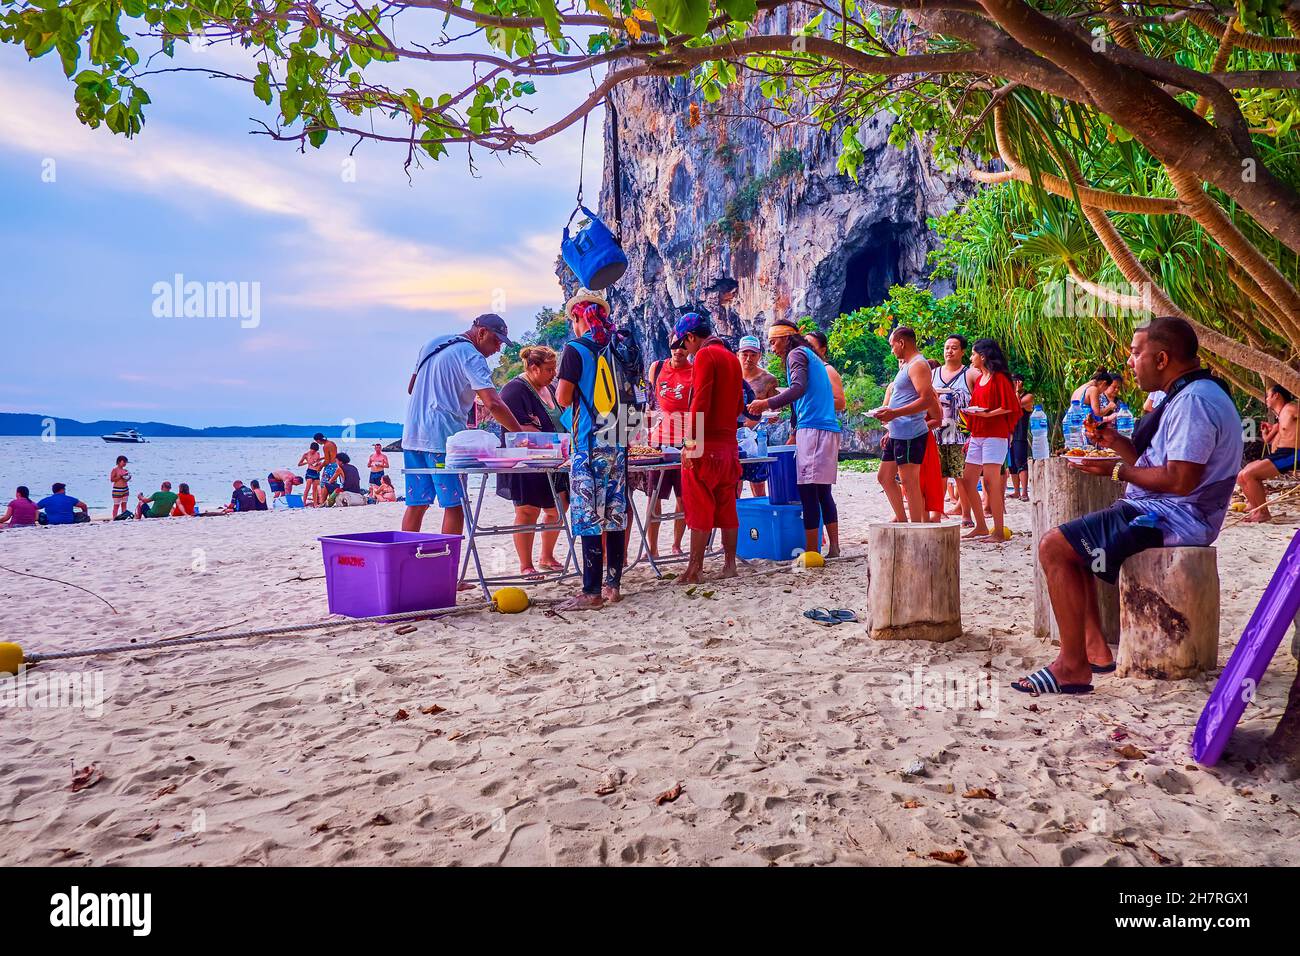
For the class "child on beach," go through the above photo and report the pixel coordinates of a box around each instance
[110,456,131,519]
[298,442,323,506]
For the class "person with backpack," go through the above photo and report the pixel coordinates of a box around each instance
[639,336,692,558]
[401,313,524,535]
[554,289,632,610]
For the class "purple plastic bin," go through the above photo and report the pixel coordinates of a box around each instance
[319,530,462,618]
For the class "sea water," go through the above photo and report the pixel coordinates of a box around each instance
[0,436,404,516]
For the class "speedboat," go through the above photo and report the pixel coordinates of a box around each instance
[101,429,148,443]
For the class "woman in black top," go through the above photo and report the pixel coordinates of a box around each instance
[496,345,569,577]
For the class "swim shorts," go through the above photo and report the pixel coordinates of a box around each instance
[1058,501,1165,586]
[403,450,464,509]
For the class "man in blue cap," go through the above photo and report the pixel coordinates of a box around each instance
[673,311,745,583]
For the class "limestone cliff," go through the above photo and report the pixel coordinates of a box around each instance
[567,43,969,358]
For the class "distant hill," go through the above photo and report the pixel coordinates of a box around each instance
[0,413,402,439]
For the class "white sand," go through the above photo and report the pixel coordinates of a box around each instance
[1,473,1297,866]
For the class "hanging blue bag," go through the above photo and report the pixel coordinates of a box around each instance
[559,98,627,291]
[562,206,627,290]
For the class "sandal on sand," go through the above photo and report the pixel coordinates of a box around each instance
[1090,662,1117,674]
[802,608,841,627]
[828,609,857,622]
[1011,667,1093,696]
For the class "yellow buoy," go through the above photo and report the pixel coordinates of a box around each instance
[493,587,530,613]
[795,551,825,569]
[0,642,23,676]
[1000,527,1013,540]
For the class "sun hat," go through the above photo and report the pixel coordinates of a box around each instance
[564,288,609,318]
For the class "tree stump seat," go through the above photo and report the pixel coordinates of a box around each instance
[1117,546,1220,680]
[866,522,961,642]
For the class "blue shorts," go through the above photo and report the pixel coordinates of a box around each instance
[1058,501,1164,586]
[1268,448,1298,472]
[304,469,320,481]
[404,450,464,509]
[368,471,386,486]
[742,462,770,484]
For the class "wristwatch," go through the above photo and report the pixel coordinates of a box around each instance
[1111,462,1124,482]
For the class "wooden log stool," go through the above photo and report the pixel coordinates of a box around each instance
[867,522,961,642]
[1029,457,1123,645]
[1117,547,1220,679]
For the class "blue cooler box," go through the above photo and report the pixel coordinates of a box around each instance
[767,445,799,505]
[737,497,821,561]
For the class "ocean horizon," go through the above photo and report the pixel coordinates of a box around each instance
[0,436,407,515]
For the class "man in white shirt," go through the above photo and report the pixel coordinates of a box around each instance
[1016,317,1243,696]
[402,313,523,533]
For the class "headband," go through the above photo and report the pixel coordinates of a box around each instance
[767,324,800,339]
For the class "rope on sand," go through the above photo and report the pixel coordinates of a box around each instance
[16,547,869,667]
[23,603,488,665]
[0,564,118,614]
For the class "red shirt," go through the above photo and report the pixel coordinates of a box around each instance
[651,361,693,445]
[968,372,1021,439]
[688,339,744,447]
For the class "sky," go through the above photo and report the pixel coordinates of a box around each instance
[0,28,606,428]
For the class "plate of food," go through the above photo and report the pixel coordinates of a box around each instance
[1064,447,1121,464]
[627,444,664,464]
[479,457,526,469]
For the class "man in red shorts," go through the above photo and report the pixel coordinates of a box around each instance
[672,311,744,584]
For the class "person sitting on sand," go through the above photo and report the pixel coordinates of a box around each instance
[333,453,368,506]
[1018,317,1242,696]
[0,486,38,528]
[37,483,90,525]
[249,479,269,510]
[553,290,629,610]
[220,480,259,514]
[110,455,131,520]
[747,318,842,558]
[367,443,390,491]
[373,475,397,503]
[172,483,198,516]
[1236,384,1298,523]
[674,311,744,584]
[135,481,179,519]
[298,442,323,507]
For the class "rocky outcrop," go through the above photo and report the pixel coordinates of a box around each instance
[561,16,969,359]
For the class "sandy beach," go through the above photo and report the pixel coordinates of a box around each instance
[1,471,1297,866]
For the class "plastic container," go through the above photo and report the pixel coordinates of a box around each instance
[1116,402,1134,439]
[504,431,570,457]
[318,531,462,617]
[1030,405,1050,460]
[274,494,304,509]
[767,444,799,505]
[737,497,820,560]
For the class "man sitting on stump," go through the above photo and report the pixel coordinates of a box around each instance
[1015,316,1243,696]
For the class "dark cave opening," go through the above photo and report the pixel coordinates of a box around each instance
[837,226,904,315]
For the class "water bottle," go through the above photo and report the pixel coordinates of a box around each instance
[1030,405,1050,460]
[1063,399,1085,450]
[1116,402,1134,439]
[756,422,768,458]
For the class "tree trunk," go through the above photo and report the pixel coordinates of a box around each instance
[1117,547,1220,679]
[867,522,961,642]
[1030,457,1123,645]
